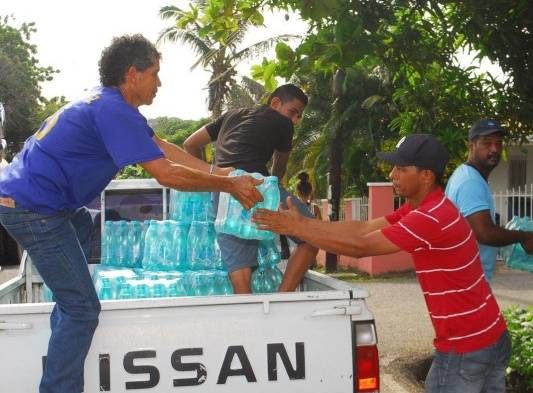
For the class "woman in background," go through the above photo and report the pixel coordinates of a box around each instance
[295,171,322,220]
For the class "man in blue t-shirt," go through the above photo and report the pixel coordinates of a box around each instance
[0,35,262,393]
[446,119,533,282]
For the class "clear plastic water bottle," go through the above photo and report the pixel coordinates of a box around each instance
[129,221,144,268]
[157,221,174,270]
[98,277,115,300]
[101,221,114,265]
[117,282,134,300]
[152,281,167,298]
[142,220,159,270]
[166,278,188,297]
[272,265,284,287]
[258,239,281,267]
[251,268,265,293]
[132,280,152,299]
[262,267,278,293]
[173,222,190,271]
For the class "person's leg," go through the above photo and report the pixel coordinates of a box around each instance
[424,350,485,393]
[229,267,253,294]
[480,331,512,393]
[425,332,510,393]
[0,205,100,393]
[279,243,318,291]
[278,188,319,291]
[217,232,258,294]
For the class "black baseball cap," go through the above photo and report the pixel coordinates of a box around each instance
[377,134,449,174]
[468,119,507,140]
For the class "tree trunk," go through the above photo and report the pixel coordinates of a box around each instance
[325,69,345,273]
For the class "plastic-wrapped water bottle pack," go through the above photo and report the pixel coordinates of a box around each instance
[169,190,214,223]
[90,266,233,300]
[501,216,533,272]
[101,220,147,268]
[215,169,280,240]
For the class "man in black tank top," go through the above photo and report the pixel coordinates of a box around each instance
[184,84,319,293]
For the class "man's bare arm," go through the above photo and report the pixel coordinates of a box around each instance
[140,157,262,209]
[271,150,290,181]
[183,127,212,159]
[253,199,397,257]
[466,210,533,252]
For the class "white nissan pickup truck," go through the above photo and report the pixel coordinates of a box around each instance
[0,179,379,393]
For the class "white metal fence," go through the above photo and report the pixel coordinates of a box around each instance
[493,185,533,227]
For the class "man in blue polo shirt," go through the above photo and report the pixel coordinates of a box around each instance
[0,35,262,393]
[446,119,533,282]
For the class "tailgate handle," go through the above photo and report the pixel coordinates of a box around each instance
[0,321,33,330]
[311,305,361,317]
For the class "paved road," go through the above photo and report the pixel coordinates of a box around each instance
[353,262,533,393]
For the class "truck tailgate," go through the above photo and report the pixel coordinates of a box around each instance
[0,290,362,393]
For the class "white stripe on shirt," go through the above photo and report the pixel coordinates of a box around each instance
[398,222,431,248]
[412,210,440,223]
[423,274,485,296]
[442,214,461,230]
[429,230,474,250]
[430,294,492,319]
[448,314,501,341]
[416,252,480,274]
[428,196,446,212]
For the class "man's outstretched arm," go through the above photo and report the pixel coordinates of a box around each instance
[253,198,400,258]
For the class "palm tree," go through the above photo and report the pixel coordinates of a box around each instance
[158,3,298,119]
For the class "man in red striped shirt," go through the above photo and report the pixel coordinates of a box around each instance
[254,134,511,393]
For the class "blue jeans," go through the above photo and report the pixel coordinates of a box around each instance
[0,204,101,393]
[425,331,511,393]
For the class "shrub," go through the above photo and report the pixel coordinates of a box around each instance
[503,306,533,392]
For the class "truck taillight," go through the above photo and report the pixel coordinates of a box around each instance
[356,345,379,392]
[353,322,379,393]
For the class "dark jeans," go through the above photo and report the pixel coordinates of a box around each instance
[425,331,512,393]
[0,204,100,393]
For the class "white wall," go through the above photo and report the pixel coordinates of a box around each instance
[489,144,533,192]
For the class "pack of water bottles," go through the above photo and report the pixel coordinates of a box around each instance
[169,190,214,223]
[91,266,233,300]
[101,220,147,268]
[501,216,533,272]
[142,220,190,271]
[215,169,280,240]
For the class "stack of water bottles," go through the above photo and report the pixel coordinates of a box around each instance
[501,216,533,272]
[84,171,284,302]
[215,169,280,240]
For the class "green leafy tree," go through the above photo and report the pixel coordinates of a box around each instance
[0,15,57,154]
[254,0,531,188]
[158,1,297,118]
[118,116,208,179]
